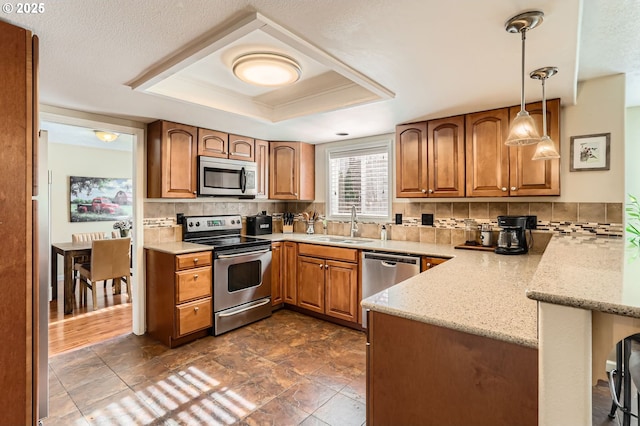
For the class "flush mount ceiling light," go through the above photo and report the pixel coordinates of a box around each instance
[93,130,120,142]
[504,11,544,146]
[530,66,560,160]
[232,52,302,87]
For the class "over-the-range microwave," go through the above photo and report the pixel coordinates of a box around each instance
[197,156,257,198]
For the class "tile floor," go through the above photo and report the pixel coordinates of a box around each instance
[44,310,367,425]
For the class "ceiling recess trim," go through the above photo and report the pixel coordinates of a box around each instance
[127,12,395,122]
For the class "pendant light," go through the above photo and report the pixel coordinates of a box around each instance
[504,11,544,146]
[530,66,560,160]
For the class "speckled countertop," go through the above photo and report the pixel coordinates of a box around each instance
[143,241,213,254]
[525,234,640,317]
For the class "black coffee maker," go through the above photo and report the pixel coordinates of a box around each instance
[495,216,528,255]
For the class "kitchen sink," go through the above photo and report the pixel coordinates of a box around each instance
[308,236,373,244]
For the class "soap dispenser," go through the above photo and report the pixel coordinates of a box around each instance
[381,225,387,241]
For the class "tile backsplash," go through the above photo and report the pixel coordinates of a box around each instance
[143,200,624,245]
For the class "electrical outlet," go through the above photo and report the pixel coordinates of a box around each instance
[526,215,537,230]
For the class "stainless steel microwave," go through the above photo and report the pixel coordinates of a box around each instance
[198,156,257,197]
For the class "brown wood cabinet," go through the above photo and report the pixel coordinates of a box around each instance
[197,127,228,158]
[296,243,359,323]
[465,108,510,197]
[396,116,465,198]
[0,20,38,424]
[229,134,255,161]
[271,242,283,306]
[421,256,448,271]
[367,311,537,425]
[283,241,298,304]
[145,249,213,347]
[255,139,269,199]
[508,99,561,196]
[269,141,315,200]
[147,120,198,198]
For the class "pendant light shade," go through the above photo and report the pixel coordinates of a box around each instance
[530,66,560,160]
[504,11,544,146]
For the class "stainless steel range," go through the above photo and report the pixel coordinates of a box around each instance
[182,215,272,335]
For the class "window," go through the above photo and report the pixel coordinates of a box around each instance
[326,140,391,221]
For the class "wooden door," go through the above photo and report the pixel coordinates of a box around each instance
[0,19,36,424]
[283,241,297,304]
[229,134,255,161]
[297,256,325,314]
[271,242,283,306]
[255,139,269,199]
[325,260,358,323]
[270,142,300,199]
[147,120,197,198]
[197,128,228,158]
[465,108,510,197]
[396,123,428,197]
[508,99,560,196]
[427,116,465,197]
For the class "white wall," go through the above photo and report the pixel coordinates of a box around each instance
[49,143,133,249]
[314,75,627,204]
[626,106,640,207]
[560,74,626,202]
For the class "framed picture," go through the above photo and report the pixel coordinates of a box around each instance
[569,133,610,171]
[69,176,132,222]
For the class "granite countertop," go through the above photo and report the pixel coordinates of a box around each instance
[143,241,213,254]
[525,234,640,317]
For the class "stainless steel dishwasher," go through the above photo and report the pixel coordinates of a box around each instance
[361,251,421,328]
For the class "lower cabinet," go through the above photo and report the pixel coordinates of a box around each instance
[145,249,213,348]
[283,241,298,304]
[367,311,538,425]
[296,243,359,324]
[421,256,448,271]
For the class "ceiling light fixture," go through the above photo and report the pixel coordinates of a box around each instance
[94,130,120,142]
[530,66,560,160]
[232,52,301,87]
[504,11,544,146]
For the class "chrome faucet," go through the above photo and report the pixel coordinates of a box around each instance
[350,205,358,237]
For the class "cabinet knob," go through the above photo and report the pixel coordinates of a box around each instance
[511,186,517,191]
[421,189,427,193]
[428,189,434,194]
[325,264,329,269]
[319,264,323,269]
[193,191,197,194]
[193,258,199,263]
[501,187,507,192]
[427,263,432,268]
[193,274,198,279]
[194,306,199,312]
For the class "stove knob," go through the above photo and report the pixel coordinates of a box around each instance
[188,222,193,227]
[195,221,200,227]
[231,220,235,224]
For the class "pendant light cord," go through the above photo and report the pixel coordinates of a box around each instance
[541,77,547,136]
[520,29,527,112]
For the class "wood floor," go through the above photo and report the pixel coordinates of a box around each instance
[48,279,132,357]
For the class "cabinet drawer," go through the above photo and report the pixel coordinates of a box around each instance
[176,298,212,337]
[175,266,211,303]
[175,251,212,270]
[298,243,358,263]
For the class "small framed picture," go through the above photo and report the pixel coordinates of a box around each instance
[569,133,610,171]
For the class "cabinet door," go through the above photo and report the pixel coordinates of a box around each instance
[465,108,510,197]
[270,142,300,199]
[421,256,448,271]
[255,139,269,199]
[283,241,298,304]
[428,116,465,197]
[508,99,560,196]
[271,242,283,306]
[297,256,325,314]
[325,260,358,322]
[396,123,428,197]
[197,128,228,158]
[147,120,197,198]
[229,134,255,161]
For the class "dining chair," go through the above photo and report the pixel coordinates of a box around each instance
[71,232,107,281]
[75,237,131,310]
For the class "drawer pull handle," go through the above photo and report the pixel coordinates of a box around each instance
[193,274,199,279]
[194,306,199,312]
[193,258,199,263]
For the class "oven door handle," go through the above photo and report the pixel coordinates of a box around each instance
[218,298,271,317]
[217,249,270,259]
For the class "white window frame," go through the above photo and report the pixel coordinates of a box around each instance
[325,138,392,222]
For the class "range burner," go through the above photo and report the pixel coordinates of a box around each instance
[182,214,270,251]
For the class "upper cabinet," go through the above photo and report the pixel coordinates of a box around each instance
[255,139,269,199]
[228,134,255,161]
[197,128,228,159]
[147,120,198,199]
[508,99,560,196]
[269,141,315,200]
[465,108,510,197]
[396,116,465,198]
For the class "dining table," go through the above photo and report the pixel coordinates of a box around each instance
[51,241,125,314]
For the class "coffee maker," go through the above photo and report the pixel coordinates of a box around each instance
[495,216,528,255]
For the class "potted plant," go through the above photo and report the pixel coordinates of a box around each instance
[627,194,640,248]
[113,219,132,238]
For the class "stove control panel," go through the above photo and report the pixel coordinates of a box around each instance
[184,215,242,233]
